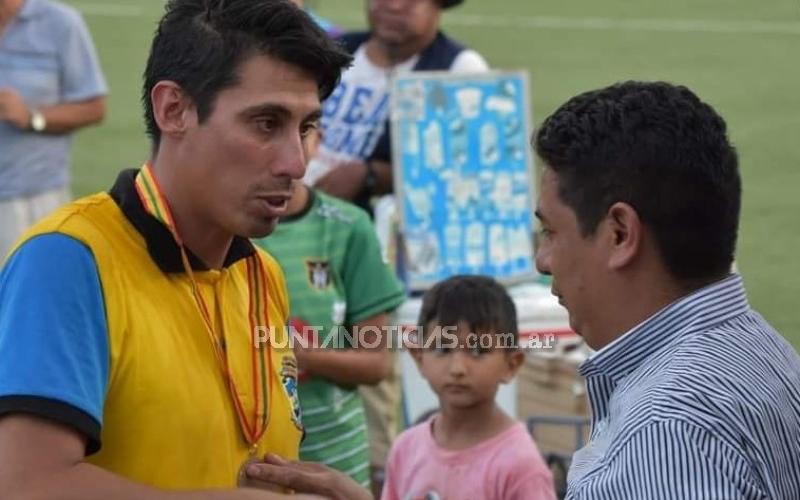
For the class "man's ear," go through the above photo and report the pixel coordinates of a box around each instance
[604,202,643,270]
[150,81,195,140]
[500,349,525,384]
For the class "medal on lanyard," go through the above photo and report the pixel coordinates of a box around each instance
[134,164,272,483]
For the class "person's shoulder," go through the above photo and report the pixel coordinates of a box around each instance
[413,31,486,72]
[438,29,488,72]
[35,0,84,25]
[1,233,104,318]
[450,49,490,72]
[475,423,553,493]
[314,191,370,227]
[17,193,117,241]
[666,313,800,386]
[391,419,433,452]
[5,232,93,269]
[8,193,136,277]
[336,30,371,54]
[254,245,283,274]
[626,322,800,431]
[486,422,542,460]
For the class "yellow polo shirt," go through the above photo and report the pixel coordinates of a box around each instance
[1,170,302,489]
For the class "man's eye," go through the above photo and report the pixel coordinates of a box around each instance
[256,119,276,133]
[300,122,319,138]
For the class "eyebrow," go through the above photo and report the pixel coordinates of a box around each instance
[534,209,548,223]
[304,109,323,123]
[241,103,322,123]
[242,103,289,119]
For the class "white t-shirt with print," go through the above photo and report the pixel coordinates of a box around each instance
[305,44,489,184]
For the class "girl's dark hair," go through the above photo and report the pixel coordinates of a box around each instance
[418,275,518,343]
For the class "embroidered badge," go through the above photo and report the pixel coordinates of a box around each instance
[306,259,331,289]
[280,356,303,431]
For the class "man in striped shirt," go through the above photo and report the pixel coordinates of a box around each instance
[533,81,800,499]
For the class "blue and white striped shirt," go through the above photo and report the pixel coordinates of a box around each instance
[566,274,800,499]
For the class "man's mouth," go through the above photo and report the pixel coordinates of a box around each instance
[258,194,290,218]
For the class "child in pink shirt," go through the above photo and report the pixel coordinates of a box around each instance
[382,276,555,500]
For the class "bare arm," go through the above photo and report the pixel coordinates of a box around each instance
[295,313,393,386]
[314,159,393,201]
[246,454,372,500]
[0,88,105,134]
[366,159,393,195]
[0,415,297,500]
[37,96,106,133]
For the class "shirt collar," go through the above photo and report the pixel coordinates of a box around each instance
[278,187,316,224]
[108,168,255,274]
[579,274,749,384]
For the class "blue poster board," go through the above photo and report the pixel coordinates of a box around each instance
[391,71,538,290]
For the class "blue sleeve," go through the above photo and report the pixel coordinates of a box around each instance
[0,234,109,454]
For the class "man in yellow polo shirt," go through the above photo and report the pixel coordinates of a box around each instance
[0,0,351,497]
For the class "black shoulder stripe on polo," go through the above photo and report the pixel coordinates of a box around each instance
[0,396,102,455]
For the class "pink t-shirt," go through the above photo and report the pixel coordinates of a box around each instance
[381,418,556,500]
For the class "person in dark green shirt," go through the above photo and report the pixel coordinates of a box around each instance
[255,180,405,488]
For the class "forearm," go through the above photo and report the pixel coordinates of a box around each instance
[303,348,391,386]
[323,474,373,500]
[6,462,288,500]
[313,160,394,200]
[37,97,106,133]
[368,159,393,195]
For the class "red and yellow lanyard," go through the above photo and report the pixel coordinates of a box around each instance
[134,163,272,454]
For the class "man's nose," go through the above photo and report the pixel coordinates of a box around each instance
[535,240,552,276]
[273,131,308,180]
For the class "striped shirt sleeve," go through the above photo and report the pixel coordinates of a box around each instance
[341,209,404,325]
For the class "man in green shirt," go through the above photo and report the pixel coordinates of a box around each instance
[255,180,405,488]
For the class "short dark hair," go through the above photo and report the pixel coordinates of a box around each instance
[418,275,518,345]
[534,81,740,284]
[143,0,352,148]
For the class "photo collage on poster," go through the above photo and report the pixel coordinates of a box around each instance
[391,72,538,290]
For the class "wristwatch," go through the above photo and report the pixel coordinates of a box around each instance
[363,160,378,193]
[30,109,47,132]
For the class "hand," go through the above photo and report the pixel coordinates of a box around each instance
[245,453,373,500]
[289,317,317,380]
[0,88,31,130]
[292,341,313,374]
[237,473,285,492]
[313,161,368,201]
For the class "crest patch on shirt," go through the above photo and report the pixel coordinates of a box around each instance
[306,259,331,289]
[280,356,303,431]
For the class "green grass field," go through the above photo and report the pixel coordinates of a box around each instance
[65,0,800,347]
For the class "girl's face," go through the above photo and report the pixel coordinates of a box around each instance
[412,321,524,411]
